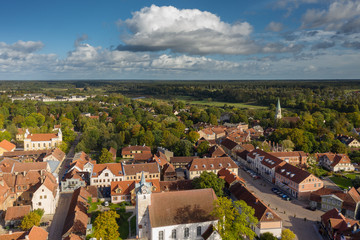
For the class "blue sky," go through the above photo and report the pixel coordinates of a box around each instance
[1,0,360,80]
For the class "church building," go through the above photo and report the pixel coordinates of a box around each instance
[136,172,221,240]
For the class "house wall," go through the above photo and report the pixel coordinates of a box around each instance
[90,169,124,187]
[61,178,86,192]
[187,168,237,180]
[151,220,219,240]
[24,138,62,151]
[32,184,58,214]
[257,221,282,238]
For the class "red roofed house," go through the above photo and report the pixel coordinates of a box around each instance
[217,168,245,188]
[4,205,31,227]
[247,149,286,183]
[90,163,124,187]
[32,172,59,214]
[320,208,360,240]
[111,177,160,205]
[275,162,323,200]
[186,156,238,180]
[310,187,360,220]
[268,151,308,167]
[230,182,283,238]
[24,129,62,151]
[121,145,152,163]
[42,148,66,162]
[318,153,355,172]
[0,226,48,240]
[0,140,16,156]
[136,173,220,240]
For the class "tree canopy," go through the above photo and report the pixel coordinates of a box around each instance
[193,171,225,197]
[21,211,42,230]
[93,210,120,240]
[212,197,258,240]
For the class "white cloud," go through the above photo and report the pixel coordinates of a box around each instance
[266,22,284,32]
[117,5,258,55]
[302,0,360,33]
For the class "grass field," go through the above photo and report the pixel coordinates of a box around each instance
[345,173,360,180]
[330,176,353,189]
[185,100,267,109]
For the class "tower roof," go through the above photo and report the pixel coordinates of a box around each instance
[277,98,281,110]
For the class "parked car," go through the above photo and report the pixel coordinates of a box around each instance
[305,206,316,211]
[271,188,278,192]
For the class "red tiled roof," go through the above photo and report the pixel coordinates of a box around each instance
[208,145,226,158]
[159,180,194,192]
[111,179,160,196]
[170,156,197,164]
[44,148,65,161]
[123,162,159,176]
[27,226,48,240]
[230,182,282,223]
[218,168,245,186]
[149,189,218,227]
[0,232,25,240]
[92,163,124,177]
[4,205,31,221]
[25,133,58,141]
[221,138,239,151]
[188,157,238,171]
[0,140,16,152]
[122,145,151,153]
[275,162,315,184]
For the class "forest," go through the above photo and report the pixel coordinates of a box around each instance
[1,80,360,162]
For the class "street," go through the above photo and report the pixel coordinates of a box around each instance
[237,166,324,240]
[48,132,82,240]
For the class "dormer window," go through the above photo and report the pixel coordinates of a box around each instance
[227,163,231,167]
[194,165,198,169]
[219,163,222,167]
[203,164,206,168]
[210,164,214,168]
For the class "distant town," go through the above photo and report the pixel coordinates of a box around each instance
[0,80,359,240]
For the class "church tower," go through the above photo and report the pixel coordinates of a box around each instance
[136,172,152,239]
[275,98,282,120]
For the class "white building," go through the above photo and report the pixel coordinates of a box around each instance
[24,129,62,151]
[318,153,355,172]
[32,174,59,214]
[136,174,221,240]
[90,163,124,187]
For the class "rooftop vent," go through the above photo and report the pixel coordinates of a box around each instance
[290,174,295,178]
[281,169,285,172]
[286,172,290,175]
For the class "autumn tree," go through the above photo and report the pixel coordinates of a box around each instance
[187,130,200,143]
[21,211,42,230]
[260,232,277,240]
[281,228,296,240]
[212,197,258,240]
[193,171,225,197]
[93,210,120,240]
[99,148,113,164]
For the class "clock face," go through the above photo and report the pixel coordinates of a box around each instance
[141,186,147,194]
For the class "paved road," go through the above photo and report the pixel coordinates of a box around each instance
[48,193,73,240]
[237,165,324,240]
[48,132,82,240]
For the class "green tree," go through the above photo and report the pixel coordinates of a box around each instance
[212,197,258,240]
[197,141,210,156]
[21,211,42,230]
[172,139,194,156]
[93,210,120,240]
[193,171,225,197]
[99,148,113,164]
[280,139,295,152]
[260,232,277,240]
[187,131,200,143]
[331,140,347,154]
[281,228,296,240]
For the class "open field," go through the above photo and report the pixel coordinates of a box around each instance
[329,176,353,189]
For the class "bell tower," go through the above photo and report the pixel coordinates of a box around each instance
[275,98,282,120]
[136,172,152,239]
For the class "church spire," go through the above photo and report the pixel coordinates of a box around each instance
[275,98,282,119]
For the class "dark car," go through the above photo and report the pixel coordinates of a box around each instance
[271,188,278,192]
[306,206,316,211]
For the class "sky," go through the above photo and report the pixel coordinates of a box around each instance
[1,0,360,80]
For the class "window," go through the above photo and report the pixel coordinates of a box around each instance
[43,143,46,147]
[114,197,117,201]
[40,196,43,199]
[38,143,40,147]
[44,195,47,199]
[172,229,176,238]
[105,173,109,177]
[314,183,316,187]
[197,226,201,236]
[184,228,189,238]
[159,231,164,240]
[38,202,41,206]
